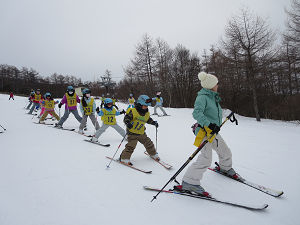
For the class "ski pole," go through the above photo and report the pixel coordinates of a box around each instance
[106,133,127,169]
[151,111,238,202]
[156,126,158,152]
[0,124,6,131]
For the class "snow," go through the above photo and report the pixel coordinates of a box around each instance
[0,93,299,225]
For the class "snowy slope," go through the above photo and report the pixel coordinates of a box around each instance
[0,94,299,225]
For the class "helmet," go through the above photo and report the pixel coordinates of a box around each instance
[82,88,91,95]
[45,92,51,98]
[67,86,74,92]
[137,95,152,106]
[104,98,113,104]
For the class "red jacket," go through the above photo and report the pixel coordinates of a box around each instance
[10,92,14,97]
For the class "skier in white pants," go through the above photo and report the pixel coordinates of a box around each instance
[175,72,241,197]
[91,98,126,143]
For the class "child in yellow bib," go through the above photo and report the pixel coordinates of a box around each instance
[39,93,60,122]
[79,88,100,134]
[127,93,135,109]
[119,95,160,166]
[90,98,126,143]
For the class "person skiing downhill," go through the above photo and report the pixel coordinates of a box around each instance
[152,92,168,116]
[28,89,42,115]
[90,98,126,142]
[79,88,100,134]
[55,86,82,128]
[175,72,241,197]
[119,95,160,166]
[39,93,60,123]
[9,92,14,100]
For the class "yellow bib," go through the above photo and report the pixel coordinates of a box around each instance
[34,94,41,102]
[82,98,94,115]
[102,108,117,125]
[128,108,149,134]
[156,97,161,102]
[66,93,77,107]
[193,126,216,147]
[129,98,135,104]
[45,100,55,110]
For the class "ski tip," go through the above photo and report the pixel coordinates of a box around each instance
[276,191,284,197]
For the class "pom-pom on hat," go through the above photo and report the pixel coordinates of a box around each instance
[198,72,218,89]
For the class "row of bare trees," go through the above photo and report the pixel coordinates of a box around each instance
[0,65,108,98]
[116,2,300,121]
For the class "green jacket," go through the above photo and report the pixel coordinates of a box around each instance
[192,88,222,128]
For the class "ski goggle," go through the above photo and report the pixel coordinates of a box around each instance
[145,98,152,103]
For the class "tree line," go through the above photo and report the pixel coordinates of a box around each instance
[1,1,299,121]
[117,2,300,121]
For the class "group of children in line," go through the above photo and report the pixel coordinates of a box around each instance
[25,86,169,165]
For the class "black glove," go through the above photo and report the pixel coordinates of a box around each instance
[120,109,126,114]
[208,123,220,135]
[151,121,159,128]
[58,103,62,108]
[126,122,133,129]
[96,107,100,113]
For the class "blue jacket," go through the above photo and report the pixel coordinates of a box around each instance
[97,107,121,116]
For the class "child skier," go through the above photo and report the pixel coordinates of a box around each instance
[90,98,126,143]
[55,86,82,128]
[79,88,100,134]
[119,95,160,166]
[175,72,241,197]
[127,93,135,109]
[28,89,42,115]
[152,92,168,116]
[26,91,35,109]
[39,93,60,123]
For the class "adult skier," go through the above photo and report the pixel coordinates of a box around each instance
[152,92,168,116]
[28,89,42,115]
[79,88,100,134]
[39,93,60,122]
[90,98,126,142]
[175,72,241,197]
[119,95,159,166]
[55,86,82,128]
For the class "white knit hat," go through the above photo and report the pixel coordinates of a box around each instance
[198,72,218,89]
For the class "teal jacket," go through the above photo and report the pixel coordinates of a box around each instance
[192,88,222,127]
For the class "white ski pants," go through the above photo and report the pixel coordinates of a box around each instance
[183,134,232,185]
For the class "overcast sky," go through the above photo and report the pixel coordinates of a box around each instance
[0,0,289,82]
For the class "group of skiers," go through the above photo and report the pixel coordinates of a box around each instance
[23,71,242,197]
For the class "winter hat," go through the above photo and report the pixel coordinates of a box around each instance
[198,72,218,89]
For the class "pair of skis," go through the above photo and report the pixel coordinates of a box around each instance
[106,151,172,173]
[146,164,283,211]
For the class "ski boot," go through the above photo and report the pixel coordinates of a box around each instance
[90,136,98,143]
[215,163,244,181]
[54,123,63,129]
[150,153,160,161]
[174,181,211,197]
[119,158,133,166]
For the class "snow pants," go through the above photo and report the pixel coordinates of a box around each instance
[154,105,167,115]
[182,134,232,185]
[79,114,100,130]
[9,96,14,100]
[26,101,33,109]
[95,123,125,139]
[40,111,60,122]
[57,109,82,126]
[28,102,40,114]
[120,133,156,160]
